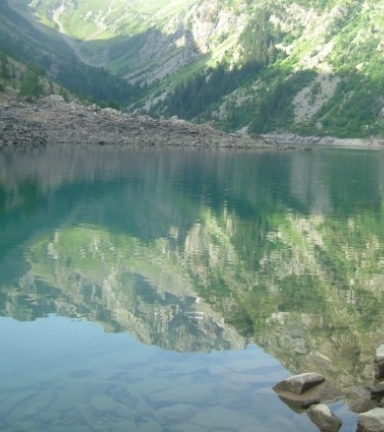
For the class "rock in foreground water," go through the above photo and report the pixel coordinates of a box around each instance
[273,373,343,410]
[358,408,384,432]
[273,373,325,395]
[307,404,342,432]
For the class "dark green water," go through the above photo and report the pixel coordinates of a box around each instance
[1,145,384,432]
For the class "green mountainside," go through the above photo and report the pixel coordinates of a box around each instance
[0,0,140,106]
[3,0,384,138]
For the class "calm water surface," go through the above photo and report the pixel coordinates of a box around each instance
[1,146,384,432]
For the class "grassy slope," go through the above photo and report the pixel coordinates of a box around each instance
[7,0,384,138]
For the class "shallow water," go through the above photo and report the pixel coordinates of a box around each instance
[1,145,384,431]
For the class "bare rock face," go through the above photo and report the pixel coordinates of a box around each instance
[357,408,384,432]
[307,404,342,432]
[273,373,343,410]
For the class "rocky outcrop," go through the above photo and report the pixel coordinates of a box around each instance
[274,348,384,432]
[273,373,344,431]
[348,346,384,418]
[0,96,271,149]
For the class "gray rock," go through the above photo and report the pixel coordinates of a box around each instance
[307,404,342,432]
[47,94,65,102]
[350,398,378,414]
[0,96,272,149]
[273,373,325,395]
[358,408,384,432]
[369,383,384,400]
[375,346,384,380]
[273,374,343,411]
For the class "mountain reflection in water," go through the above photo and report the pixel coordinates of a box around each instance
[0,146,384,431]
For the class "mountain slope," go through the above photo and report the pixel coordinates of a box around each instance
[5,0,384,138]
[0,0,141,105]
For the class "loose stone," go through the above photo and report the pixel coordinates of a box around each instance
[307,404,342,432]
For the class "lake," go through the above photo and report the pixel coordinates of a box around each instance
[1,145,384,432]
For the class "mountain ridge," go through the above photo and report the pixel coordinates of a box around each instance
[2,0,384,139]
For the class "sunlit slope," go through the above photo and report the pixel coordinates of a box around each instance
[5,0,384,137]
[25,0,195,40]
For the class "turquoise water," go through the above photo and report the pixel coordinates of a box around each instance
[1,145,384,431]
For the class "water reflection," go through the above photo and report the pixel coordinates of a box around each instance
[1,146,384,394]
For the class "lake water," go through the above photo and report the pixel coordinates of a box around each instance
[1,145,384,432]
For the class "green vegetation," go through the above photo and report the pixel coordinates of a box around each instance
[249,69,317,133]
[0,52,10,80]
[0,1,143,106]
[157,61,264,121]
[2,0,384,137]
[19,63,45,100]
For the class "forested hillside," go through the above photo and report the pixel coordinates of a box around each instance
[3,0,384,138]
[0,1,140,106]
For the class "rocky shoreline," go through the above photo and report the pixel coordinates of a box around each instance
[0,96,271,150]
[2,96,384,151]
[273,346,384,432]
[262,132,384,150]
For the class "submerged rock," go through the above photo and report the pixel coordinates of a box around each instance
[350,397,378,414]
[307,404,342,432]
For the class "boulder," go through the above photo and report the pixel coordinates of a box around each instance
[47,94,65,102]
[350,397,378,414]
[348,385,381,413]
[358,408,384,432]
[273,373,343,411]
[273,373,325,395]
[307,404,342,432]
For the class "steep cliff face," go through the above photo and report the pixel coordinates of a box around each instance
[4,0,384,138]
